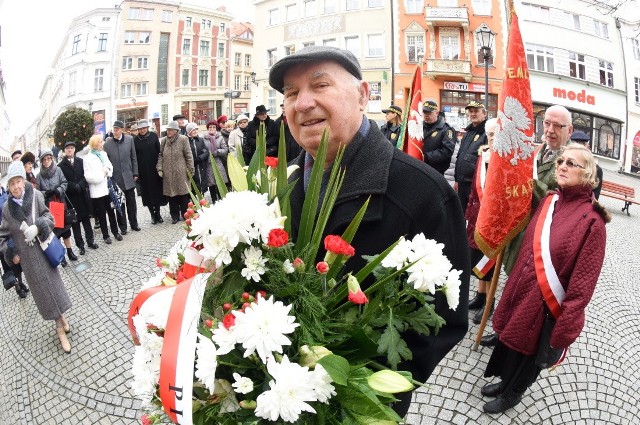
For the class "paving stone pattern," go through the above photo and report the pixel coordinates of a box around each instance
[1,171,639,424]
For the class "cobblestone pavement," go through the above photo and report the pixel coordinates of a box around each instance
[1,170,639,424]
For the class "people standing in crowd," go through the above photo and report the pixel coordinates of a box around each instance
[216,115,228,131]
[481,143,609,414]
[104,120,140,234]
[465,118,497,325]
[83,135,122,244]
[269,45,469,418]
[21,152,39,188]
[58,141,98,255]
[129,124,139,138]
[134,119,165,224]
[11,150,22,162]
[570,130,602,200]
[422,101,455,175]
[481,104,574,348]
[229,114,249,161]
[220,119,233,147]
[0,162,73,353]
[0,176,28,300]
[157,121,194,224]
[172,114,188,136]
[454,101,488,214]
[202,120,229,201]
[185,123,210,195]
[379,104,402,146]
[273,103,302,162]
[245,105,278,162]
[36,150,77,266]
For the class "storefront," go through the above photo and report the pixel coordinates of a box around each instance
[438,81,498,131]
[115,100,148,127]
[180,100,224,126]
[631,130,640,173]
[529,75,626,171]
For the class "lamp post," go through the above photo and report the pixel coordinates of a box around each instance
[477,25,496,111]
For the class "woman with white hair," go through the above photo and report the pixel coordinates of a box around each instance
[0,161,72,353]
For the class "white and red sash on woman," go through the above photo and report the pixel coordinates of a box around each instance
[533,194,568,366]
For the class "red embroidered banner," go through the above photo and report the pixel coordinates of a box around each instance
[400,66,424,160]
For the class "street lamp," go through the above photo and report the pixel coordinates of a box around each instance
[477,24,496,111]
[250,71,257,86]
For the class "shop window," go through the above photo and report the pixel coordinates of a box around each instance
[568,52,585,80]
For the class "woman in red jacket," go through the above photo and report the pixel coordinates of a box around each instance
[481,143,610,414]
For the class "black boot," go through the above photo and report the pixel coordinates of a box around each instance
[15,282,28,298]
[480,333,498,347]
[469,292,486,310]
[150,209,157,225]
[156,211,164,223]
[61,258,68,267]
[67,248,78,261]
[481,381,505,397]
[17,275,29,293]
[473,301,494,324]
[483,390,523,414]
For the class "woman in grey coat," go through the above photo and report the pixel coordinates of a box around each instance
[36,150,77,265]
[0,162,72,353]
[202,120,229,201]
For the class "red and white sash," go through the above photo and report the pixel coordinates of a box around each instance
[533,194,566,319]
[473,255,496,279]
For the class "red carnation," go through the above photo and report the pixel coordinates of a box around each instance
[264,156,278,168]
[324,235,355,257]
[316,261,329,274]
[141,414,152,425]
[348,289,369,305]
[223,313,236,329]
[267,228,289,248]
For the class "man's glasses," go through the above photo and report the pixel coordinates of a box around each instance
[556,157,585,169]
[543,120,568,129]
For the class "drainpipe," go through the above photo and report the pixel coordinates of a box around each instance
[615,17,628,173]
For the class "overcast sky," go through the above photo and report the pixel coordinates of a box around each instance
[0,0,254,142]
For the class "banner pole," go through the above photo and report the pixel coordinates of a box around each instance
[472,249,504,351]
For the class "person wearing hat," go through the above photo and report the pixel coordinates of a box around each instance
[0,161,73,353]
[380,105,403,146]
[185,122,211,195]
[454,100,488,214]
[58,141,98,255]
[21,151,39,189]
[129,123,139,138]
[104,120,141,233]
[134,119,165,224]
[273,103,301,162]
[36,149,78,265]
[11,150,22,162]
[422,101,455,175]
[245,104,278,163]
[269,45,469,418]
[228,114,250,161]
[157,121,195,224]
[172,114,188,135]
[202,120,229,201]
[570,130,602,199]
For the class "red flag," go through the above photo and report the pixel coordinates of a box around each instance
[400,66,424,160]
[475,11,536,258]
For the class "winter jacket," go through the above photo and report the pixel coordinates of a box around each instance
[134,131,165,207]
[203,132,229,185]
[380,121,401,146]
[58,156,92,220]
[245,116,278,164]
[229,127,247,161]
[187,134,211,193]
[493,185,608,355]
[273,115,302,162]
[83,150,113,199]
[103,134,139,191]
[36,163,68,204]
[289,118,470,387]
[423,116,455,174]
[157,134,195,197]
[454,120,487,184]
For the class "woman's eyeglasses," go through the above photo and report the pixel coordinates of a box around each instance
[556,157,585,169]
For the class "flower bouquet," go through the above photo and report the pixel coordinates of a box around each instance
[129,126,462,424]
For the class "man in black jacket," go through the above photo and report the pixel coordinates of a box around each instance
[422,100,455,174]
[454,101,487,214]
[269,46,469,418]
[58,141,98,255]
[244,105,278,163]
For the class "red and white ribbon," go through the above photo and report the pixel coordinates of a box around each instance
[473,255,496,279]
[128,285,173,345]
[182,245,208,279]
[158,273,209,424]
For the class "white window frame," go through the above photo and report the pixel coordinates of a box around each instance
[568,52,586,80]
[200,40,210,57]
[128,8,140,20]
[235,52,242,66]
[572,13,581,31]
[124,32,135,44]
[345,0,359,11]
[141,9,153,20]
[186,16,192,27]
[121,83,133,97]
[368,0,383,8]
[218,42,225,58]
[345,35,361,58]
[122,57,133,70]
[245,54,251,67]
[139,32,151,44]
[406,0,422,14]
[72,34,81,54]
[199,69,209,87]
[471,0,491,15]
[220,22,226,32]
[522,3,550,24]
[267,48,278,67]
[439,28,460,60]
[135,82,148,95]
[182,69,190,86]
[406,34,425,63]
[161,10,173,23]
[217,70,224,87]
[138,57,149,69]
[183,38,192,55]
[97,33,108,51]
[367,33,384,57]
[594,20,609,39]
[234,74,241,90]
[244,75,251,91]
[94,68,104,92]
[324,0,337,14]
[323,38,338,47]
[526,44,554,73]
[285,45,296,56]
[304,0,316,17]
[633,38,640,60]
[634,77,640,103]
[268,8,280,26]
[599,60,613,88]
[286,3,298,20]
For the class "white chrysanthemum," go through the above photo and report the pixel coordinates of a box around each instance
[381,237,413,270]
[139,271,166,290]
[164,236,190,273]
[211,322,237,355]
[405,234,452,294]
[130,332,163,406]
[255,356,318,423]
[232,295,299,363]
[443,269,462,310]
[232,372,254,394]
[200,233,234,267]
[195,334,218,393]
[137,286,176,330]
[241,246,267,282]
[310,364,336,403]
[282,259,295,274]
[213,379,241,413]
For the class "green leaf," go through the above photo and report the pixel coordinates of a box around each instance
[326,197,370,281]
[377,310,412,369]
[227,154,248,191]
[317,354,350,386]
[401,304,445,336]
[210,153,228,198]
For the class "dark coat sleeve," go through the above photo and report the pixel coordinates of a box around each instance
[424,125,455,172]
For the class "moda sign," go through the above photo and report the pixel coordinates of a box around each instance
[552,87,595,105]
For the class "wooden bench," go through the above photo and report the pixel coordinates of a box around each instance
[601,181,640,216]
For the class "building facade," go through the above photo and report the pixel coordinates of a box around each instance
[618,14,640,174]
[228,22,255,119]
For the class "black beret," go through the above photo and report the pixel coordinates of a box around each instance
[269,46,362,94]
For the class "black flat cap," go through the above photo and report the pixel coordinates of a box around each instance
[269,46,362,93]
[570,130,590,142]
[64,141,77,149]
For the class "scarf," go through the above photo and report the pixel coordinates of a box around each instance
[39,161,58,179]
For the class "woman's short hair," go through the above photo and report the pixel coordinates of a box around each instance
[88,134,103,150]
[561,143,598,189]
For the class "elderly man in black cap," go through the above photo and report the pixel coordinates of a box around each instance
[172,114,188,135]
[380,104,402,146]
[422,100,455,175]
[571,130,602,199]
[58,141,98,255]
[245,104,278,163]
[104,120,140,233]
[454,100,488,214]
[269,45,469,418]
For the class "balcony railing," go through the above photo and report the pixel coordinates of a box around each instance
[424,7,469,26]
